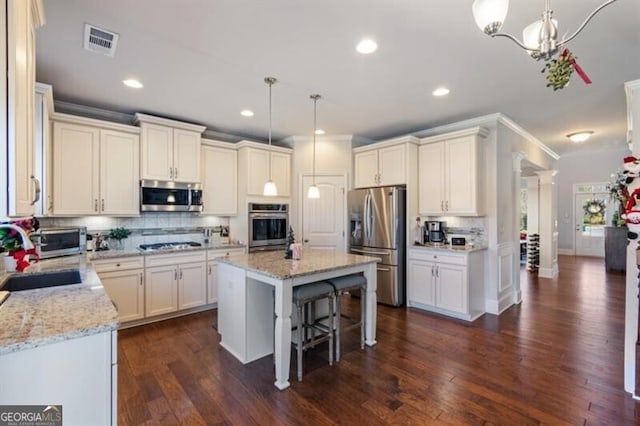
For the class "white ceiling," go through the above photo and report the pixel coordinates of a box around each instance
[36,0,640,155]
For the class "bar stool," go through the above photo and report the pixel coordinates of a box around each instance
[326,274,366,362]
[291,281,335,381]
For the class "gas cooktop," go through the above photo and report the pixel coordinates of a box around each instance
[138,241,202,251]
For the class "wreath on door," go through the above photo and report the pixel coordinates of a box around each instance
[583,199,605,225]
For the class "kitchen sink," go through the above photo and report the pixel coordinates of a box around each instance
[1,269,82,292]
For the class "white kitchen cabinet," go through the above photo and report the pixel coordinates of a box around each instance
[353,137,418,188]
[135,113,206,183]
[5,0,44,216]
[52,117,140,216]
[207,247,245,304]
[407,248,485,321]
[94,256,145,323]
[236,141,291,197]
[418,127,487,216]
[33,82,54,216]
[144,251,207,317]
[0,330,117,425]
[201,141,237,215]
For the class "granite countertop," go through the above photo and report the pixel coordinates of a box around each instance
[0,255,118,355]
[87,243,246,260]
[218,249,380,280]
[410,243,488,253]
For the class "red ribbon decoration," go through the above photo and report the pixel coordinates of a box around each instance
[11,248,40,272]
[562,48,592,85]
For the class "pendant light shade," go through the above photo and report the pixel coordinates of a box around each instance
[263,77,278,197]
[472,0,509,34]
[307,94,321,199]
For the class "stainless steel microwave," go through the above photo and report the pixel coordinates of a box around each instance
[37,227,87,259]
[140,180,203,212]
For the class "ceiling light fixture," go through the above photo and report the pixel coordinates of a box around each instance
[263,77,278,197]
[472,0,618,61]
[566,131,594,143]
[432,87,450,97]
[308,94,322,200]
[240,109,254,117]
[315,129,325,135]
[123,79,143,89]
[356,38,378,54]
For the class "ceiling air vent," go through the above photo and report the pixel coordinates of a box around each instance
[83,24,119,57]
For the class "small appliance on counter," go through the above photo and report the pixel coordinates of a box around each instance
[37,227,88,258]
[426,221,446,244]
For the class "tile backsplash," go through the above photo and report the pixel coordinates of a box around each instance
[39,213,230,250]
[420,216,487,246]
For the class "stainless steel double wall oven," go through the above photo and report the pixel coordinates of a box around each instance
[248,203,289,252]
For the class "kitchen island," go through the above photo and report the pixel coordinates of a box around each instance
[217,249,379,390]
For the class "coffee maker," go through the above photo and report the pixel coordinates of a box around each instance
[426,221,446,244]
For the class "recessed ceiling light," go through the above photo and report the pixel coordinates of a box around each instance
[315,129,325,135]
[432,87,450,97]
[123,79,143,89]
[566,131,594,143]
[240,109,254,117]
[356,38,378,54]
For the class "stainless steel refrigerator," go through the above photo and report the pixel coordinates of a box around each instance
[348,186,406,306]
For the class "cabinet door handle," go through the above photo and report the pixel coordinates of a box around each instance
[175,168,178,178]
[441,200,444,211]
[208,265,212,275]
[139,273,143,286]
[174,270,178,281]
[445,200,449,211]
[169,167,173,179]
[431,265,434,276]
[435,266,439,278]
[180,269,183,279]
[101,199,105,211]
[30,176,41,205]
[94,199,98,212]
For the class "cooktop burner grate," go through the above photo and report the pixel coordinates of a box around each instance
[139,241,202,251]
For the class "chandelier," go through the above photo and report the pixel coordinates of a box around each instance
[472,0,618,61]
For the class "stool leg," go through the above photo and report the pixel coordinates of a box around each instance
[328,294,334,366]
[335,291,341,362]
[360,286,366,350]
[297,302,304,381]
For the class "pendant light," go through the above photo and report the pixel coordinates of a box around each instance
[307,94,321,199]
[263,76,278,197]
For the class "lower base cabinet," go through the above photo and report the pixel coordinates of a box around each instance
[0,331,117,425]
[408,248,485,321]
[144,251,207,316]
[207,248,246,305]
[94,257,145,322]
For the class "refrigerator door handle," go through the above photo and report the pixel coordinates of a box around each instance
[351,247,390,256]
[364,191,371,244]
[377,266,391,272]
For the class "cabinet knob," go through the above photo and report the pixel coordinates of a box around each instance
[116,263,121,267]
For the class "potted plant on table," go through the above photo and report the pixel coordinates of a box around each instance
[108,227,131,250]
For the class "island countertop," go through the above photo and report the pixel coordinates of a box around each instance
[217,249,380,280]
[0,255,118,355]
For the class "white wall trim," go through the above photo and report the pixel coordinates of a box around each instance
[497,242,514,293]
[419,126,489,145]
[497,115,560,160]
[50,112,140,134]
[353,135,420,152]
[201,138,237,149]
[134,113,206,133]
[538,266,559,278]
[558,248,575,256]
[236,139,293,154]
[485,292,514,315]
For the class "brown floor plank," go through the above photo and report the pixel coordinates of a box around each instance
[117,255,640,425]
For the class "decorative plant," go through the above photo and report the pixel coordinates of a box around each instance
[284,226,295,259]
[541,49,591,91]
[0,216,40,271]
[108,227,131,241]
[607,170,629,226]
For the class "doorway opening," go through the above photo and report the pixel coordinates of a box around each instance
[574,183,609,257]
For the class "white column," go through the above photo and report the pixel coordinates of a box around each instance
[525,176,540,235]
[623,79,640,394]
[512,152,526,304]
[536,170,558,279]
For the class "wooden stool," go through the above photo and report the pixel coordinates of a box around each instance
[291,281,335,381]
[326,274,366,362]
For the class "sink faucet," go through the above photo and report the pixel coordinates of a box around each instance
[0,224,35,251]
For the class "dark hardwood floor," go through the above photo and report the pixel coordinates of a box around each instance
[118,256,639,425]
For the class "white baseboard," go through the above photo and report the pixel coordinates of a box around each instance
[538,266,559,278]
[558,248,575,256]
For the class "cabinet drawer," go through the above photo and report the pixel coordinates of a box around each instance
[208,248,245,261]
[93,256,144,273]
[409,249,466,266]
[145,250,207,267]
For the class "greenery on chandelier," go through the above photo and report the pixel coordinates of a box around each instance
[542,50,576,91]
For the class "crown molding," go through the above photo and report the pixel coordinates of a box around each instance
[31,0,45,27]
[134,113,206,133]
[419,126,489,145]
[51,112,140,134]
[35,83,54,115]
[201,138,237,149]
[496,114,560,160]
[235,140,293,154]
[353,134,420,153]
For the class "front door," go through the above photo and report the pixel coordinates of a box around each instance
[575,192,607,257]
[301,174,346,251]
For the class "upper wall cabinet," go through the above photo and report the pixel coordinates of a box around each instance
[201,140,237,216]
[135,113,206,183]
[418,127,488,216]
[353,136,419,188]
[237,141,292,197]
[52,114,140,216]
[4,0,45,217]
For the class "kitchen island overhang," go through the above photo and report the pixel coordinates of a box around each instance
[216,249,379,390]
